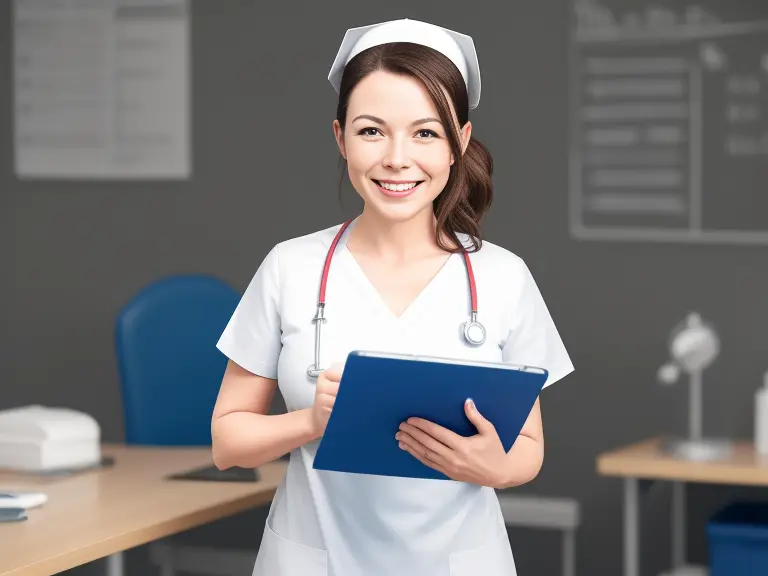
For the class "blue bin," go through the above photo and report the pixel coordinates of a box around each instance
[707,501,768,576]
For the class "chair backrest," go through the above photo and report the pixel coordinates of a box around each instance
[115,274,241,446]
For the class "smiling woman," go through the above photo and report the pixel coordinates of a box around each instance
[333,40,493,254]
[211,17,574,576]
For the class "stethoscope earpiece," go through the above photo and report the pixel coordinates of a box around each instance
[307,220,486,379]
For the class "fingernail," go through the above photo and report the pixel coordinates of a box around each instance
[398,442,404,449]
[467,398,475,409]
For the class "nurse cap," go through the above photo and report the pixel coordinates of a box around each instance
[327,18,482,110]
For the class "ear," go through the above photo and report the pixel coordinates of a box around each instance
[450,121,473,165]
[460,121,472,156]
[333,119,346,160]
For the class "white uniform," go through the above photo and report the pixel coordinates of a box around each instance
[216,221,574,576]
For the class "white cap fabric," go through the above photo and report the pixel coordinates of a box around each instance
[327,18,481,109]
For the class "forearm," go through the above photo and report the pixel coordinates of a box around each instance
[212,408,319,470]
[496,435,544,489]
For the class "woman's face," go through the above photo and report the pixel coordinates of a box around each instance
[333,70,471,224]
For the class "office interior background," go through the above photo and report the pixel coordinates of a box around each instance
[2,1,768,575]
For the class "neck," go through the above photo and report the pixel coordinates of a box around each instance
[348,206,450,261]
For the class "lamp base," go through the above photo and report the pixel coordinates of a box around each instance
[660,437,734,461]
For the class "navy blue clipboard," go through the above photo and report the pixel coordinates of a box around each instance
[312,351,548,481]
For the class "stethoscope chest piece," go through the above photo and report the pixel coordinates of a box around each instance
[462,314,486,346]
[307,364,324,379]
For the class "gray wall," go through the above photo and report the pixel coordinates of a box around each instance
[3,2,767,575]
[1,12,10,420]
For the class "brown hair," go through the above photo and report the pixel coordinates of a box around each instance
[335,42,494,253]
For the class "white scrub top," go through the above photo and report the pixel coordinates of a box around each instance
[216,220,574,576]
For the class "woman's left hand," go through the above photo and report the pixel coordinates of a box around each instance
[396,398,510,488]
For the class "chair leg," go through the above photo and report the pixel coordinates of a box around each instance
[562,529,576,576]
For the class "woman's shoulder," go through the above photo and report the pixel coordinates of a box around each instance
[460,234,528,275]
[270,222,346,259]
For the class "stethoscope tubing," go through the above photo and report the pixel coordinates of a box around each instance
[307,219,484,378]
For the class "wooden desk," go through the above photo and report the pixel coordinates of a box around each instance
[0,444,287,576]
[597,437,768,576]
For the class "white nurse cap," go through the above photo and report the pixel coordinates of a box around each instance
[327,18,481,110]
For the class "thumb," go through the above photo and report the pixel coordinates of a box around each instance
[324,361,345,381]
[465,398,494,434]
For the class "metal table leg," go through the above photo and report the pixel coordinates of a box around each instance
[624,478,639,576]
[106,551,124,576]
[672,481,686,569]
[563,529,576,576]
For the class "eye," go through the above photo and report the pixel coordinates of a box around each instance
[416,129,439,139]
[357,127,381,137]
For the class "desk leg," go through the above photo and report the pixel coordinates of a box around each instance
[671,481,686,568]
[624,478,639,576]
[106,551,124,576]
[563,529,576,576]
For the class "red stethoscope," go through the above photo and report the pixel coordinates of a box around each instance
[307,219,486,378]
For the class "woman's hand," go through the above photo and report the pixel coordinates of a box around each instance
[310,363,343,438]
[395,398,511,488]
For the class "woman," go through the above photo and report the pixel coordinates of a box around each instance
[211,18,574,576]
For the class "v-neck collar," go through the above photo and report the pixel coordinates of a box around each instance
[333,219,459,324]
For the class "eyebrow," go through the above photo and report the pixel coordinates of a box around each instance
[351,114,442,127]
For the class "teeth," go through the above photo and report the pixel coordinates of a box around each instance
[378,181,419,192]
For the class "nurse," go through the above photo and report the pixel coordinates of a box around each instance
[211,18,574,576]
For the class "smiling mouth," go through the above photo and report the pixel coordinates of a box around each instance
[372,179,424,195]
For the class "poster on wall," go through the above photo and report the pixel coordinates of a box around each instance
[13,0,190,180]
[569,0,768,244]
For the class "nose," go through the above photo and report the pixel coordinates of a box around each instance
[382,136,411,170]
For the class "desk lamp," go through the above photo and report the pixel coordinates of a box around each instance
[657,312,733,461]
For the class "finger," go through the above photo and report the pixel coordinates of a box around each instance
[322,362,345,382]
[317,393,336,409]
[317,377,340,396]
[397,432,450,470]
[399,439,450,476]
[405,417,463,449]
[464,398,496,435]
[398,422,452,459]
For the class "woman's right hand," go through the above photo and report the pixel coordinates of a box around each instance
[311,362,344,438]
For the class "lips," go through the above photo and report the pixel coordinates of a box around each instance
[372,179,424,198]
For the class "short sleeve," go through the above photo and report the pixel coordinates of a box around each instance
[216,244,282,379]
[501,261,574,388]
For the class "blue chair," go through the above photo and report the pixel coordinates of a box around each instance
[115,273,241,447]
[114,274,257,576]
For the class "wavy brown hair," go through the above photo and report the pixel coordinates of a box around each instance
[335,42,494,253]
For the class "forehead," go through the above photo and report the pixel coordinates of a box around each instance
[347,70,440,118]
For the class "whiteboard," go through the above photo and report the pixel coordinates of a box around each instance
[13,0,190,180]
[569,0,768,244]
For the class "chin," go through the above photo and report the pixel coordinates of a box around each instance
[367,200,433,223]
[359,180,439,223]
